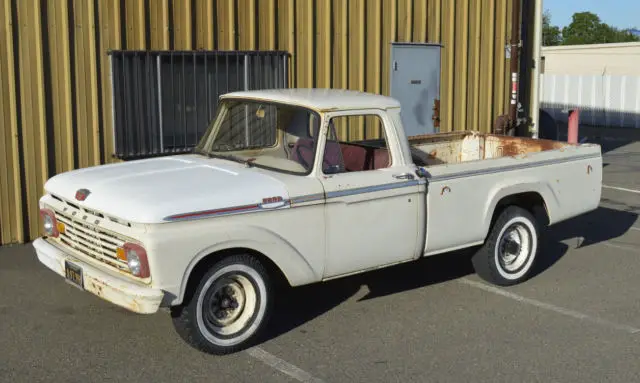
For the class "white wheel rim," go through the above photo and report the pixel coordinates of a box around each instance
[494,216,537,280]
[196,264,267,347]
[203,275,256,335]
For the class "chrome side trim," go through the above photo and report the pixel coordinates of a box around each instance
[164,200,291,222]
[290,193,325,205]
[326,180,421,199]
[291,179,423,204]
[165,180,422,221]
[426,153,600,183]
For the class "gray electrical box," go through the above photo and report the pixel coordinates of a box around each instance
[390,43,442,136]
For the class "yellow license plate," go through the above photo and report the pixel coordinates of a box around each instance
[64,260,83,289]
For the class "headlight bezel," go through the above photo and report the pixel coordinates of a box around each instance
[121,242,150,278]
[39,208,59,237]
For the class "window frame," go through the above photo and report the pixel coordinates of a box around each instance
[317,110,397,177]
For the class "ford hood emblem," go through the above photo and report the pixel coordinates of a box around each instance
[75,188,91,201]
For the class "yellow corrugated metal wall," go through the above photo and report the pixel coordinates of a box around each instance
[0,0,524,245]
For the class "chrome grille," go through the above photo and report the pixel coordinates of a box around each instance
[54,210,130,273]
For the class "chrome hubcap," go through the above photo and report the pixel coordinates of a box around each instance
[498,224,531,273]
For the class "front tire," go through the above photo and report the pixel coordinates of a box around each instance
[171,254,272,355]
[472,206,540,286]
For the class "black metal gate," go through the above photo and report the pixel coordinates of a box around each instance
[108,50,289,160]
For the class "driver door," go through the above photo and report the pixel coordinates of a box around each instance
[318,110,422,279]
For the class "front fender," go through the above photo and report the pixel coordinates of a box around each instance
[176,225,322,305]
[482,180,559,238]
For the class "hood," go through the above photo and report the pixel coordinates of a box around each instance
[44,155,290,223]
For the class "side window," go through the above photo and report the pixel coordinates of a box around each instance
[323,114,392,174]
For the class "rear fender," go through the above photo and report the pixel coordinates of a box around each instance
[482,180,558,238]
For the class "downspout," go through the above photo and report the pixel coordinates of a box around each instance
[529,0,543,138]
[508,0,522,129]
[493,0,523,135]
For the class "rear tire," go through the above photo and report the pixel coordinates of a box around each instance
[472,206,540,286]
[171,254,272,355]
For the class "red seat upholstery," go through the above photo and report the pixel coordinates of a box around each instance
[340,144,368,172]
[339,143,390,171]
[372,148,390,169]
[291,137,390,173]
[290,138,343,171]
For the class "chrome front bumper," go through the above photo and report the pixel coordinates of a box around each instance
[32,238,164,314]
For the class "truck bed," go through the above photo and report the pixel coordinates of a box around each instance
[408,131,571,166]
[412,131,602,257]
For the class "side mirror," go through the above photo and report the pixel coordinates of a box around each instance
[415,167,428,178]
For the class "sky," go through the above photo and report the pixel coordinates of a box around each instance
[543,0,639,29]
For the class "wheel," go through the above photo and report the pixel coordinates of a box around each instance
[171,254,272,355]
[472,206,540,286]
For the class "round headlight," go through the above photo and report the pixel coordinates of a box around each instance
[122,242,150,278]
[126,248,141,275]
[43,214,54,235]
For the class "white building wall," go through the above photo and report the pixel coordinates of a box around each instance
[540,42,640,128]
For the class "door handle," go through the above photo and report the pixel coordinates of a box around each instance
[393,173,415,180]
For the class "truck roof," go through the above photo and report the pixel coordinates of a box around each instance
[221,88,401,112]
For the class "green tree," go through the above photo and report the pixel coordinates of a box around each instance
[606,27,640,43]
[562,11,640,44]
[542,10,562,46]
[562,12,605,44]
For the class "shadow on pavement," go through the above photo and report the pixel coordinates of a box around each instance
[530,206,638,278]
[538,108,640,155]
[528,238,570,280]
[262,205,638,345]
[264,248,475,343]
[548,206,639,247]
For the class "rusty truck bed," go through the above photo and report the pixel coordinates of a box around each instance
[408,131,574,166]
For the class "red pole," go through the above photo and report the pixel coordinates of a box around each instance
[568,109,579,144]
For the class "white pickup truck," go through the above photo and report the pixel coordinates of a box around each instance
[34,89,602,354]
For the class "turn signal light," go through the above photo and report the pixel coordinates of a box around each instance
[116,247,126,261]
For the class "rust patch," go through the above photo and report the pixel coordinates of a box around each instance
[127,299,141,313]
[87,276,147,313]
[91,282,104,297]
[410,131,572,165]
[440,186,451,195]
[485,134,567,158]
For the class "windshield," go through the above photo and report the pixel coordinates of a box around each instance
[195,99,321,175]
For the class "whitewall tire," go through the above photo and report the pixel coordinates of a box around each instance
[472,206,540,286]
[172,254,273,355]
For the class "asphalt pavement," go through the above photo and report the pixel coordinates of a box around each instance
[1,140,640,383]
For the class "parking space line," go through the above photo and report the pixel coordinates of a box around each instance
[602,241,640,253]
[630,226,640,232]
[247,346,326,383]
[603,185,640,194]
[459,278,640,334]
